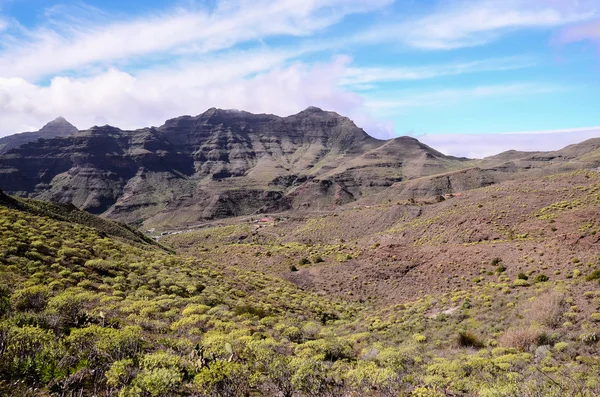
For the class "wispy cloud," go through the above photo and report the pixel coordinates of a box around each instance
[341,56,537,88]
[557,18,600,45]
[363,83,562,115]
[357,0,596,50]
[419,126,600,158]
[0,0,392,80]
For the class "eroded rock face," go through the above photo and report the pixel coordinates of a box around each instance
[0,107,468,227]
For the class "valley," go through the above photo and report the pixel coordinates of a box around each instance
[0,110,599,396]
[2,0,599,395]
[1,158,599,396]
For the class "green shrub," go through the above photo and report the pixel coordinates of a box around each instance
[554,342,569,352]
[283,326,302,342]
[12,285,51,312]
[234,304,267,318]
[194,283,206,294]
[1,325,62,382]
[105,358,135,387]
[131,368,182,397]
[579,332,598,344]
[66,325,143,366]
[182,304,211,317]
[140,351,184,371]
[84,258,117,275]
[295,338,353,361]
[413,334,427,343]
[513,279,530,287]
[301,321,321,339]
[345,360,397,393]
[586,269,600,281]
[533,274,549,283]
[46,291,94,327]
[289,356,341,396]
[298,258,311,266]
[194,361,250,397]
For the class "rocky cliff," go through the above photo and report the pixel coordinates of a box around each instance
[0,107,469,227]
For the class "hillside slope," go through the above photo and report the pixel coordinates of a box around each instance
[0,188,159,247]
[1,171,600,396]
[0,193,359,396]
[161,169,600,396]
[357,137,600,202]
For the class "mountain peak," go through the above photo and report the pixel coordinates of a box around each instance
[293,107,350,121]
[299,106,324,114]
[39,117,78,135]
[0,116,80,155]
[202,107,243,115]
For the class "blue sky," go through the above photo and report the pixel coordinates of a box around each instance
[0,0,599,156]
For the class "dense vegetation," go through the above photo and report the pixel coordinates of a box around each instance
[1,170,600,396]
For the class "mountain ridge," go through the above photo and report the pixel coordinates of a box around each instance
[0,108,598,228]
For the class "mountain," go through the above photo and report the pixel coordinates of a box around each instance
[0,117,78,155]
[0,107,468,227]
[0,108,598,228]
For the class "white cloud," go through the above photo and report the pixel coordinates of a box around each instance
[419,126,600,158]
[0,50,554,139]
[0,55,371,137]
[356,0,596,50]
[0,61,560,138]
[341,56,537,88]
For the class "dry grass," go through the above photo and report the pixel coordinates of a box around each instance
[528,291,565,329]
[500,327,541,350]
